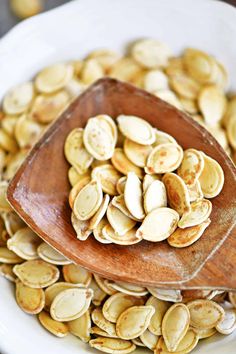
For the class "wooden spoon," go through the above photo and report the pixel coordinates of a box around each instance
[7,78,236,290]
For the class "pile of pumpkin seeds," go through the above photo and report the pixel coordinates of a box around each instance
[0,38,236,353]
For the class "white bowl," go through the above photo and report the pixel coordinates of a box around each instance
[0,0,236,353]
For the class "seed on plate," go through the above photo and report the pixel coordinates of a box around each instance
[38,310,69,337]
[64,128,93,174]
[116,305,155,340]
[155,329,198,354]
[106,203,136,236]
[92,308,117,337]
[183,48,215,83]
[62,264,92,287]
[117,115,155,145]
[111,195,139,221]
[90,277,107,306]
[14,115,43,149]
[10,0,43,19]
[35,63,73,94]
[0,264,17,282]
[187,299,225,329]
[89,337,136,354]
[87,49,120,71]
[37,242,71,265]
[187,180,203,202]
[103,292,145,323]
[93,217,112,244]
[3,150,28,180]
[142,174,161,193]
[69,176,91,208]
[216,308,236,335]
[162,303,190,352]
[71,212,92,241]
[13,260,59,288]
[93,274,116,296]
[0,129,18,153]
[199,153,224,198]
[7,227,41,260]
[143,70,169,93]
[177,149,204,186]
[124,139,153,167]
[50,288,93,322]
[107,281,148,297]
[0,181,12,212]
[131,39,171,69]
[147,288,182,303]
[180,97,198,115]
[111,148,143,178]
[198,85,227,126]
[146,296,171,336]
[102,225,141,246]
[0,247,23,264]
[155,89,183,110]
[170,72,201,100]
[163,173,191,215]
[116,176,127,195]
[140,329,159,350]
[68,310,91,342]
[91,164,121,195]
[178,199,212,228]
[124,172,145,220]
[191,326,216,339]
[44,282,83,311]
[80,59,104,85]
[2,211,26,237]
[16,280,45,314]
[137,208,179,242]
[1,115,17,137]
[73,179,103,220]
[89,194,110,230]
[167,219,211,248]
[144,180,167,214]
[2,82,34,115]
[146,143,183,174]
[109,57,142,82]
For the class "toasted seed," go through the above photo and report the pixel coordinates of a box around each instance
[146,296,171,335]
[89,194,110,230]
[187,180,203,202]
[199,153,224,198]
[73,179,103,220]
[10,0,43,19]
[38,311,69,337]
[137,208,179,242]
[65,77,83,99]
[71,212,92,241]
[177,149,204,186]
[144,180,167,213]
[68,166,91,187]
[93,217,112,244]
[229,292,236,307]
[89,337,136,354]
[62,264,92,286]
[116,305,155,340]
[90,326,118,338]
[68,310,91,342]
[111,195,139,221]
[3,82,34,115]
[180,97,198,114]
[170,72,201,100]
[182,289,213,303]
[90,277,107,306]
[107,282,147,297]
[147,288,182,303]
[94,274,116,296]
[87,49,120,71]
[141,330,159,350]
[167,219,211,248]
[153,130,178,147]
[155,329,198,354]
[0,129,18,153]
[191,326,216,339]
[92,308,117,337]
[163,173,191,215]
[102,225,141,246]
[116,176,127,195]
[106,203,136,236]
[124,172,145,220]
[50,288,93,322]
[111,148,143,178]
[0,247,23,264]
[14,115,43,149]
[2,211,25,237]
[83,115,116,160]
[37,242,70,265]
[64,128,93,174]
[144,69,169,93]
[117,115,155,145]
[162,303,190,352]
[155,89,183,109]
[109,57,142,82]
[131,338,145,346]
[216,308,236,335]
[187,300,225,329]
[146,143,183,174]
[69,176,91,208]
[198,85,227,126]
[183,48,215,83]
[0,181,12,212]
[103,293,145,323]
[124,139,152,167]
[4,150,27,180]
[131,39,171,69]
[81,59,104,85]
[45,282,83,311]
[13,260,59,288]
[143,174,161,193]
[92,164,121,195]
[0,263,16,282]
[35,64,73,94]
[16,280,45,314]
[178,199,212,228]
[7,227,41,260]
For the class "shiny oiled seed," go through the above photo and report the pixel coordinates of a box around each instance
[117,115,155,145]
[124,172,145,220]
[177,149,204,186]
[111,148,143,178]
[16,280,45,314]
[92,308,117,337]
[37,242,71,265]
[146,296,171,336]
[91,164,122,196]
[7,227,41,260]
[71,212,92,241]
[68,310,91,342]
[62,264,92,287]
[44,282,83,311]
[199,153,224,198]
[116,305,155,340]
[0,247,23,264]
[106,203,136,236]
[178,199,212,228]
[38,311,69,338]
[13,260,59,288]
[162,303,190,352]
[89,337,136,354]
[187,300,225,329]
[146,143,183,174]
[144,180,167,214]
[50,288,93,322]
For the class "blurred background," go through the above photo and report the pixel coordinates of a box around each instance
[0,0,236,38]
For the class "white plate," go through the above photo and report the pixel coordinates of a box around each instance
[0,0,236,353]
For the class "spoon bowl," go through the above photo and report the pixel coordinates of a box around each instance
[7,78,236,289]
